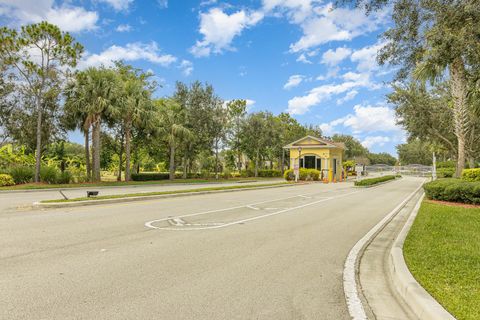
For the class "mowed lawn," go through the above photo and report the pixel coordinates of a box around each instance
[404,202,480,320]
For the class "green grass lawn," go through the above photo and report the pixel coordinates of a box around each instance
[404,201,480,320]
[0,177,277,191]
[41,182,291,203]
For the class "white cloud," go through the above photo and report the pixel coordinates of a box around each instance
[283,74,304,90]
[157,0,168,9]
[336,90,358,105]
[296,53,312,64]
[116,24,132,32]
[321,46,352,66]
[350,41,386,72]
[287,72,373,114]
[246,99,256,106]
[361,136,390,149]
[98,0,133,11]
[190,8,264,57]
[0,1,98,32]
[79,42,177,69]
[319,104,400,137]
[179,60,193,76]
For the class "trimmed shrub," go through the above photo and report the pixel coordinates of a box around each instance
[354,175,396,186]
[0,174,15,186]
[257,169,282,177]
[462,168,480,182]
[436,161,455,168]
[9,166,34,184]
[40,166,59,184]
[437,167,455,178]
[284,168,320,181]
[131,172,170,181]
[424,178,480,204]
[57,171,72,184]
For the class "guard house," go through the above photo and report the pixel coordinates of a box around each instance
[283,135,346,182]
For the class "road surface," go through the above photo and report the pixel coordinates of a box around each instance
[0,177,423,319]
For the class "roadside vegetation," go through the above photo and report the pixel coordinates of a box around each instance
[41,182,290,203]
[404,202,480,320]
[354,175,397,187]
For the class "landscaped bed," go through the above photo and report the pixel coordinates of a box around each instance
[353,175,398,187]
[404,201,480,320]
[40,182,291,203]
[423,178,480,204]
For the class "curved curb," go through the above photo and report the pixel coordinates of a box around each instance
[33,183,296,209]
[343,181,424,320]
[388,194,456,320]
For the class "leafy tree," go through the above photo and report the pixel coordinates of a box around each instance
[0,22,83,182]
[397,139,433,165]
[211,97,227,179]
[64,67,118,181]
[343,0,480,176]
[154,99,192,180]
[367,152,397,166]
[226,99,247,171]
[331,134,368,160]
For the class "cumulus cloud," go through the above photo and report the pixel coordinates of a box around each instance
[336,90,358,105]
[79,42,177,69]
[350,41,386,72]
[190,8,264,57]
[98,0,133,11]
[319,104,400,137]
[284,75,304,90]
[287,72,373,115]
[321,47,352,66]
[0,0,98,32]
[179,60,194,76]
[361,136,391,149]
[116,24,132,32]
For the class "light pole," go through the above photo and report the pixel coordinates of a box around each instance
[295,147,302,182]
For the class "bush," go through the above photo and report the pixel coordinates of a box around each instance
[57,171,72,184]
[0,174,15,186]
[9,166,34,184]
[437,167,455,178]
[131,172,170,181]
[424,178,480,204]
[354,175,396,186]
[436,161,455,168]
[462,168,480,182]
[257,169,282,177]
[284,168,321,181]
[40,166,59,184]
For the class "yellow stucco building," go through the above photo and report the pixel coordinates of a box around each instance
[284,135,346,182]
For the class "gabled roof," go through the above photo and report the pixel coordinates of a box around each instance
[283,135,346,150]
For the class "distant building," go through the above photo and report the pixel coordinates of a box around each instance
[283,135,346,182]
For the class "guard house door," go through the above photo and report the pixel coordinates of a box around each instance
[304,156,316,169]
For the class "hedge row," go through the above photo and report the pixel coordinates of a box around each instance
[437,167,455,178]
[354,175,397,186]
[462,168,480,182]
[0,174,15,186]
[131,172,170,181]
[3,166,73,185]
[284,168,321,181]
[131,169,283,181]
[424,179,480,204]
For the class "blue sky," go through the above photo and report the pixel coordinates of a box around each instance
[0,0,405,155]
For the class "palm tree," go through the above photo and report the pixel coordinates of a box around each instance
[154,99,192,180]
[65,67,118,182]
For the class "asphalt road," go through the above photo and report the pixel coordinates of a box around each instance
[0,177,423,320]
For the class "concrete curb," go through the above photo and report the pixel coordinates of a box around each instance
[388,194,456,320]
[33,183,296,209]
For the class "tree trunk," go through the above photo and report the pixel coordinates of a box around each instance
[281,149,285,175]
[125,122,131,182]
[468,156,475,169]
[450,58,468,177]
[182,156,187,179]
[84,129,91,182]
[254,150,259,177]
[169,143,175,180]
[117,134,124,182]
[215,140,219,180]
[34,101,43,183]
[92,119,101,182]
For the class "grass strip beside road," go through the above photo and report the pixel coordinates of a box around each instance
[404,201,480,320]
[0,177,276,191]
[41,182,292,203]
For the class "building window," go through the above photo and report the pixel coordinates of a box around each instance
[304,156,316,169]
[316,158,321,170]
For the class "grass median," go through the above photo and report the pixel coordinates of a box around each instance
[1,177,277,191]
[404,201,480,320]
[41,182,292,203]
[354,175,398,187]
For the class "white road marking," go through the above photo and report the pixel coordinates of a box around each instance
[343,180,425,320]
[246,205,260,210]
[145,190,360,231]
[169,218,186,226]
[298,195,311,199]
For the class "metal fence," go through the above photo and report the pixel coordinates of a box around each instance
[358,164,433,177]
